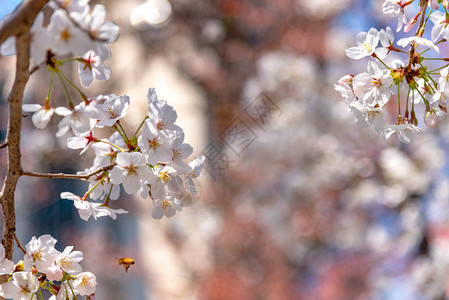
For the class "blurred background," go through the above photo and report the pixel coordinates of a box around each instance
[2,0,449,299]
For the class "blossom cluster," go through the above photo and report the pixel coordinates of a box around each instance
[335,0,449,143]
[1,0,116,86]
[58,89,204,220]
[0,235,96,300]
[0,0,204,221]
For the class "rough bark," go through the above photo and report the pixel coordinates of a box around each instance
[0,0,49,288]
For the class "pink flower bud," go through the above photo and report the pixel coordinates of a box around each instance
[429,0,440,10]
[338,74,354,86]
[404,12,420,32]
[425,111,438,128]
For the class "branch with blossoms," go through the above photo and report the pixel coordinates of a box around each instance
[0,0,205,299]
[335,0,449,144]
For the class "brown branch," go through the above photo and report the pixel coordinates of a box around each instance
[0,2,51,290]
[0,32,30,263]
[21,164,115,180]
[13,233,26,255]
[0,142,7,149]
[0,0,49,45]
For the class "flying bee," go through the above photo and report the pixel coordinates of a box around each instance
[118,258,135,272]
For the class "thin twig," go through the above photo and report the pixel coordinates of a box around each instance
[0,142,7,149]
[21,164,115,180]
[29,65,39,75]
[13,233,26,255]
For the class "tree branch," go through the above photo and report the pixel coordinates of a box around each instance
[21,164,115,180]
[0,32,30,263]
[0,2,50,289]
[0,142,7,149]
[0,0,49,45]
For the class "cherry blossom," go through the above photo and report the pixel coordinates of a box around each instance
[151,165,182,200]
[56,246,83,275]
[55,103,97,137]
[382,123,422,144]
[60,192,127,221]
[345,28,380,60]
[94,94,130,127]
[73,272,97,296]
[151,196,183,219]
[47,9,87,56]
[349,101,387,133]
[352,61,393,108]
[429,11,449,42]
[23,235,59,274]
[67,130,98,154]
[383,0,408,32]
[138,120,174,165]
[397,36,440,54]
[78,51,111,88]
[0,244,14,275]
[0,272,39,300]
[109,152,155,194]
[22,104,56,129]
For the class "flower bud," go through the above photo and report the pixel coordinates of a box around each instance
[338,74,353,86]
[425,111,438,128]
[405,12,420,32]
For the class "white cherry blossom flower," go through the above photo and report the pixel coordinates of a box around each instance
[151,196,183,219]
[138,120,174,165]
[95,94,129,127]
[92,132,125,168]
[184,156,205,197]
[352,61,393,108]
[430,11,449,42]
[0,244,14,275]
[109,152,155,194]
[169,133,193,173]
[345,28,380,60]
[55,103,97,137]
[47,9,88,56]
[147,88,158,103]
[56,246,83,275]
[397,36,440,54]
[412,78,436,105]
[349,101,387,133]
[383,0,408,32]
[382,123,422,144]
[151,165,182,200]
[73,272,97,296]
[78,51,111,88]
[376,26,395,59]
[67,131,98,155]
[0,272,38,300]
[23,235,59,274]
[334,74,356,106]
[22,103,55,129]
[61,192,127,221]
[75,4,120,60]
